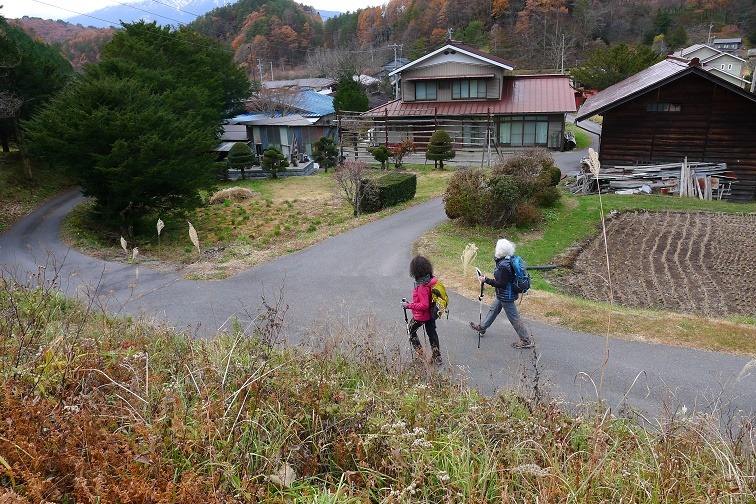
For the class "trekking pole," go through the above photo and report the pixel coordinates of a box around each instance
[476,269,484,349]
[402,297,410,337]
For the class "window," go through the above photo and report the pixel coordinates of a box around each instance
[462,122,487,145]
[497,116,549,146]
[452,79,487,99]
[415,81,437,100]
[645,102,681,112]
[727,64,732,70]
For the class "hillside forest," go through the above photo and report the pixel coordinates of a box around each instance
[9,0,755,77]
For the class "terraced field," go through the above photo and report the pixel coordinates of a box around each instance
[554,211,756,317]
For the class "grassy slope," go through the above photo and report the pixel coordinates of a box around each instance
[1,282,753,502]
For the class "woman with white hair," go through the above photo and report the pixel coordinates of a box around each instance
[469,238,534,349]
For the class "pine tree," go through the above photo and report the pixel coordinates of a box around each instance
[262,146,289,179]
[227,142,258,180]
[426,130,456,170]
[313,136,338,173]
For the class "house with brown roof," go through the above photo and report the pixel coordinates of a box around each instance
[575,56,756,202]
[360,40,577,154]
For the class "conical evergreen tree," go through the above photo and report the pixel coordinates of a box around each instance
[426,129,456,170]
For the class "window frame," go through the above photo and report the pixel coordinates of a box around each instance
[452,79,487,99]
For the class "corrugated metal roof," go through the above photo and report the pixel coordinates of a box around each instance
[575,57,756,121]
[229,114,314,126]
[363,74,576,117]
[220,124,248,141]
[213,141,239,152]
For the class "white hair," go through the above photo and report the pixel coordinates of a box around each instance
[494,238,515,259]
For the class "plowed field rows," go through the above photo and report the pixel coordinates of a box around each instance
[554,211,756,317]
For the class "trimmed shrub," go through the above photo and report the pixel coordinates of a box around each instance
[360,172,417,213]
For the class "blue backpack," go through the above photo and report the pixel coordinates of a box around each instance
[509,256,531,294]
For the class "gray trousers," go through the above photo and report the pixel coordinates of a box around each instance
[480,298,531,342]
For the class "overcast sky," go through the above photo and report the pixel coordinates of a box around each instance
[2,0,375,21]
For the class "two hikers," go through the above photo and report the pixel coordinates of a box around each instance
[401,255,443,365]
[470,238,535,349]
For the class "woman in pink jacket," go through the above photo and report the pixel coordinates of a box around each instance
[401,255,442,365]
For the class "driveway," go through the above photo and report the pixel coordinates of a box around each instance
[1,186,754,421]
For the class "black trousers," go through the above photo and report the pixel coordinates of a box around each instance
[408,318,440,352]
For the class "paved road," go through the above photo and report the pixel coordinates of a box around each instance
[1,186,754,421]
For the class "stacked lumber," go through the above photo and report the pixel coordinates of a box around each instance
[573,159,737,200]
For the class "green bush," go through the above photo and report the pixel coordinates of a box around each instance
[360,172,417,213]
[533,186,562,207]
[442,148,561,228]
[513,202,542,228]
[484,173,520,226]
[443,169,487,223]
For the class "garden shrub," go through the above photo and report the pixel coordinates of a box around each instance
[513,202,542,228]
[442,148,562,229]
[533,186,562,207]
[360,172,416,213]
[443,169,487,223]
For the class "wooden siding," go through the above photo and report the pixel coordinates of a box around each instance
[599,74,756,202]
[404,62,502,79]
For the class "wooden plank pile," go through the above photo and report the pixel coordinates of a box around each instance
[572,158,737,200]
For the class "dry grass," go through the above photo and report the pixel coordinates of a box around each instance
[1,277,753,503]
[208,186,256,204]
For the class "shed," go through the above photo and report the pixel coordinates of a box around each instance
[575,57,756,202]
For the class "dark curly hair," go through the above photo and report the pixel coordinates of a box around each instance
[409,255,433,280]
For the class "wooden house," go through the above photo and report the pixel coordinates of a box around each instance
[361,40,577,152]
[575,56,756,202]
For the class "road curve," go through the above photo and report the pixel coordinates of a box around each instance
[1,189,754,420]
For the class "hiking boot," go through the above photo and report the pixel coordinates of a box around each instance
[431,348,442,365]
[469,322,486,335]
[512,339,534,349]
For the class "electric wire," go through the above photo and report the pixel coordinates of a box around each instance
[30,0,199,27]
[29,0,235,53]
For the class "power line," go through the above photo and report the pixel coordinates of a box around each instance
[30,0,234,54]
[30,0,120,26]
[148,0,202,18]
[31,0,190,27]
[104,0,187,26]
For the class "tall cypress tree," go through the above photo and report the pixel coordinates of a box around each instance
[25,21,251,233]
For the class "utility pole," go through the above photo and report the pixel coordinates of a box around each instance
[257,58,264,83]
[270,62,274,81]
[707,23,714,44]
[388,43,403,100]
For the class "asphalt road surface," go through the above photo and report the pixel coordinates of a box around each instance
[1,187,754,423]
